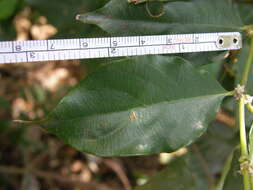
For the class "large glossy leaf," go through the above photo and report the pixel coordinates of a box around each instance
[40,55,227,156]
[77,0,243,35]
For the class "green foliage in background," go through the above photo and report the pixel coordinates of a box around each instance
[25,0,109,37]
[0,0,17,20]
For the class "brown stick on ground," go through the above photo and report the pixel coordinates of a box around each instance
[0,165,111,190]
[104,158,132,190]
[192,144,215,189]
[216,109,236,128]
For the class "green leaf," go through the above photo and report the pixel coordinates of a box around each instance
[0,96,10,110]
[215,148,237,190]
[195,121,237,175]
[223,149,243,190]
[182,51,227,68]
[237,2,253,25]
[198,61,222,79]
[0,120,11,132]
[0,19,16,40]
[77,0,243,36]
[40,55,227,156]
[135,153,208,190]
[0,0,17,20]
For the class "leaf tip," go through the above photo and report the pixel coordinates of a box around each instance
[75,13,103,25]
[75,13,90,23]
[13,119,35,126]
[75,14,81,21]
[13,118,48,126]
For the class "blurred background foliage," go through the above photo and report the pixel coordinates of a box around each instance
[0,0,246,189]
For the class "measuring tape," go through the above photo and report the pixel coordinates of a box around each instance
[0,32,242,64]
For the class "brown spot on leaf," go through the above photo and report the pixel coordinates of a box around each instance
[86,138,96,142]
[129,111,137,121]
[100,121,109,127]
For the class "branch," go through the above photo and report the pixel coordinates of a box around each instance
[104,159,132,190]
[238,97,251,190]
[0,165,111,190]
[240,37,253,86]
[216,109,236,128]
[192,144,215,189]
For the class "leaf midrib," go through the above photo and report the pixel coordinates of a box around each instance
[83,14,242,31]
[51,91,227,121]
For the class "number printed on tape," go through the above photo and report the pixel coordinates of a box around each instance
[0,32,242,64]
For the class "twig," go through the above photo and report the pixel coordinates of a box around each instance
[0,165,111,190]
[192,144,215,189]
[240,37,253,86]
[104,159,132,190]
[215,109,236,128]
[215,147,238,190]
[246,103,253,115]
[238,97,251,190]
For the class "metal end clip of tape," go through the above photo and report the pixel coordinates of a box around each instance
[216,32,242,49]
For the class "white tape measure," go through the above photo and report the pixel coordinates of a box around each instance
[0,32,242,64]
